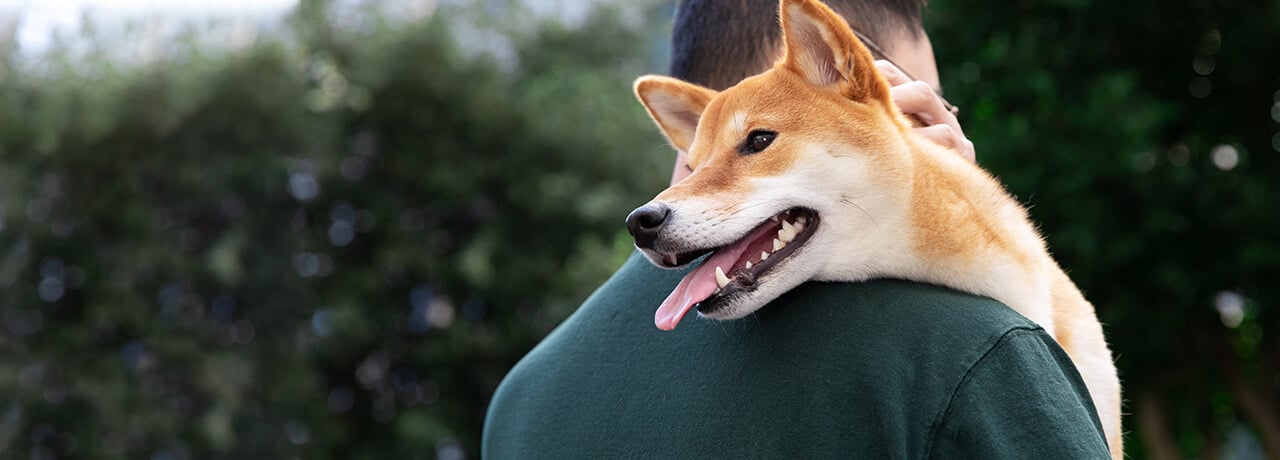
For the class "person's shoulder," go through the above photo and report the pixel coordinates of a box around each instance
[761,277,1045,350]
[485,255,1100,458]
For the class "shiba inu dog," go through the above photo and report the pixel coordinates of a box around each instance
[623,0,1122,456]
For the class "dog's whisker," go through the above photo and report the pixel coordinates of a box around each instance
[711,317,731,338]
[841,196,879,230]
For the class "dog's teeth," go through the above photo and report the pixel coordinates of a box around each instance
[780,221,797,242]
[664,254,677,265]
[794,221,806,232]
[715,266,730,288]
[773,238,784,252]
[745,261,753,269]
[761,251,770,261]
[770,215,780,222]
[796,215,808,226]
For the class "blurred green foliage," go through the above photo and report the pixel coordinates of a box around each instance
[0,1,669,458]
[0,0,1277,458]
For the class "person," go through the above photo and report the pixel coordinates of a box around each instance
[483,0,1112,457]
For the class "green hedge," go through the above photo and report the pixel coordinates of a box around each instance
[0,3,669,458]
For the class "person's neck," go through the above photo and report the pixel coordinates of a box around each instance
[884,32,941,92]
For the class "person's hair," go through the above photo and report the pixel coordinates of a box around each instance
[669,0,927,90]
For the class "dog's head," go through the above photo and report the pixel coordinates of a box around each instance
[628,0,917,330]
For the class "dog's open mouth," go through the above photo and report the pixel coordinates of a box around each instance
[654,207,819,330]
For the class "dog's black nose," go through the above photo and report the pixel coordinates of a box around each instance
[625,203,670,249]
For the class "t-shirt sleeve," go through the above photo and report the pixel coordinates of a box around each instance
[926,329,1111,459]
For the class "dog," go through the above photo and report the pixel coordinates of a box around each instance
[623,0,1122,456]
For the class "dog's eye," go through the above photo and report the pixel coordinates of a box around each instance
[741,130,777,155]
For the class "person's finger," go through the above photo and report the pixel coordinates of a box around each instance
[958,138,976,162]
[876,67,976,162]
[873,59,911,87]
[915,124,976,161]
[890,80,951,125]
[915,124,958,149]
[893,81,970,153]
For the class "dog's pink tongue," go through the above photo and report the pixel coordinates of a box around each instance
[654,243,752,331]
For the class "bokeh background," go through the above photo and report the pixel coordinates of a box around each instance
[0,0,1277,458]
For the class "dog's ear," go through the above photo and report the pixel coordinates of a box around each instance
[633,75,718,153]
[779,0,889,104]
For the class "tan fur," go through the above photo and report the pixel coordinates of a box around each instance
[632,0,1122,456]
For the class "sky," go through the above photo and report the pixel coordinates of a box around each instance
[0,0,613,57]
[0,0,636,71]
[0,0,301,55]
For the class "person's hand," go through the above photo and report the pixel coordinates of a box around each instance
[875,60,976,161]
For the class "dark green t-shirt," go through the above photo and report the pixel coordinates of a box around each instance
[484,253,1109,458]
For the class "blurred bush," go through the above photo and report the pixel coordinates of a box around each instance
[0,1,670,458]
